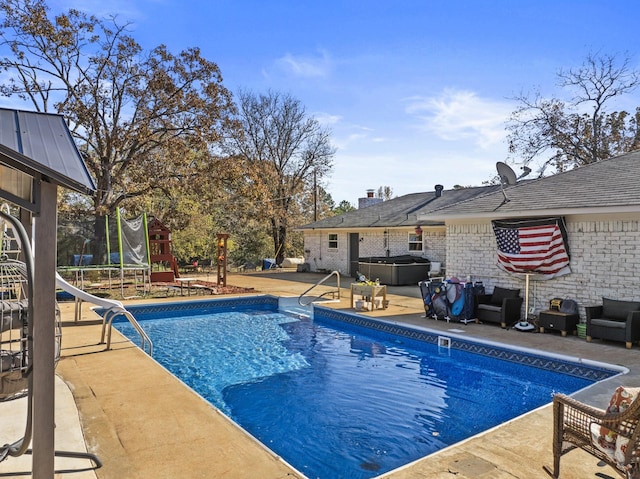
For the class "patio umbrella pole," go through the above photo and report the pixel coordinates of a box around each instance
[525,273,529,321]
[514,273,535,331]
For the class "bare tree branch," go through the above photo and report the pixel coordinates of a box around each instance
[507,52,640,173]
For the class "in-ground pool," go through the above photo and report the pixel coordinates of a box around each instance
[111,296,620,479]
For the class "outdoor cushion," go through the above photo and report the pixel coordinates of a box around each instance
[490,286,520,306]
[477,304,501,312]
[602,298,640,321]
[590,386,640,464]
[590,319,626,329]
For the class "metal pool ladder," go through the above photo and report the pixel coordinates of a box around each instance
[101,306,153,356]
[298,271,341,306]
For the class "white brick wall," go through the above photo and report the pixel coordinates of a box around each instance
[303,231,349,274]
[303,228,446,275]
[445,217,640,318]
[303,216,640,318]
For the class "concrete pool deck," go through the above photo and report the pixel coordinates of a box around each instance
[2,269,638,478]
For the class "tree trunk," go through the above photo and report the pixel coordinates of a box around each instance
[275,224,287,265]
[92,214,108,264]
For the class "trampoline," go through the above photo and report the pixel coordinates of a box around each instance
[57,208,151,298]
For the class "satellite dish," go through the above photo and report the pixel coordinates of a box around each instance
[496,162,517,186]
[518,166,532,180]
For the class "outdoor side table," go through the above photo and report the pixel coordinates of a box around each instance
[350,283,387,311]
[176,277,197,296]
[538,310,579,337]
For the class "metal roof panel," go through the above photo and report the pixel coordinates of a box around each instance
[0,108,96,194]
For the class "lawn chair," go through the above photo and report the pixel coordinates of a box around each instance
[544,386,640,478]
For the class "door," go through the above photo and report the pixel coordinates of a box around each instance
[349,233,360,277]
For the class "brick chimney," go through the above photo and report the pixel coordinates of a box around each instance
[358,189,383,209]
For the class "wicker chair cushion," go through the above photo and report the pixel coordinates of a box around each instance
[590,386,640,463]
[602,297,640,321]
[490,287,520,306]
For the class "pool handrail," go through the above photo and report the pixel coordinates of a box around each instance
[56,273,152,355]
[298,270,341,306]
[100,306,153,356]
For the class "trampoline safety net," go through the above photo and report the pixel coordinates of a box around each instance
[57,209,149,268]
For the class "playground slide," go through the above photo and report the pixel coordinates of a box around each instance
[55,273,124,310]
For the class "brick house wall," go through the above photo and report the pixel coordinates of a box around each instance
[302,228,446,275]
[303,231,348,273]
[444,216,640,318]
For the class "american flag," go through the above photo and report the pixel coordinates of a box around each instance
[492,218,571,279]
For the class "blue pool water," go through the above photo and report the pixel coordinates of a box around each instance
[113,298,617,479]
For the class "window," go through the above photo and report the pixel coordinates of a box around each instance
[328,233,338,249]
[408,232,423,251]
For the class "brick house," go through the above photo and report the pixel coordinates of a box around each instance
[298,184,500,279]
[417,150,640,316]
[300,150,640,317]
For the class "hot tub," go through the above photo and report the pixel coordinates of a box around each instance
[357,255,431,286]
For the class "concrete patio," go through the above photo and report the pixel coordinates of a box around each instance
[2,269,637,478]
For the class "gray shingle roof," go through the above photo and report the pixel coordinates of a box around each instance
[298,185,501,229]
[420,150,640,220]
[0,108,96,194]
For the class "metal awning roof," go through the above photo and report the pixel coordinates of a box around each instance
[0,108,96,196]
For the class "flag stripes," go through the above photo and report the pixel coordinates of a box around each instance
[492,218,571,279]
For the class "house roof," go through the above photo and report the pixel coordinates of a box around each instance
[298,184,501,230]
[0,108,96,195]
[420,149,640,221]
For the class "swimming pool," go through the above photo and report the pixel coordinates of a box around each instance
[111,296,619,479]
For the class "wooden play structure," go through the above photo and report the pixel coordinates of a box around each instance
[148,218,179,282]
[216,233,229,286]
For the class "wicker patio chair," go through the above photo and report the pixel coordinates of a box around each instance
[543,389,640,478]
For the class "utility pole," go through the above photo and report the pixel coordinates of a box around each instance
[313,169,318,222]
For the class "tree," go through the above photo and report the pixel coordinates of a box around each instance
[225,90,335,265]
[377,186,393,200]
[0,0,235,256]
[507,52,640,174]
[333,200,355,215]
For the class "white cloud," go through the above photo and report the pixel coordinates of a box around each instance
[405,89,513,149]
[314,112,342,126]
[331,133,367,150]
[275,50,332,78]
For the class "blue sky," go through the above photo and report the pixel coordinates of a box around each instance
[45,1,640,205]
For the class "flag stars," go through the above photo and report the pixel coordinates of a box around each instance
[495,228,520,254]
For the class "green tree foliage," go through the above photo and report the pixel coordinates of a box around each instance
[333,200,355,215]
[507,52,640,174]
[0,0,235,219]
[224,90,335,264]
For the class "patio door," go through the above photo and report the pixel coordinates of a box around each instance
[349,233,359,277]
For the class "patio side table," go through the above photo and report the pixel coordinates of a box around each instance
[538,310,579,337]
[351,283,387,311]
